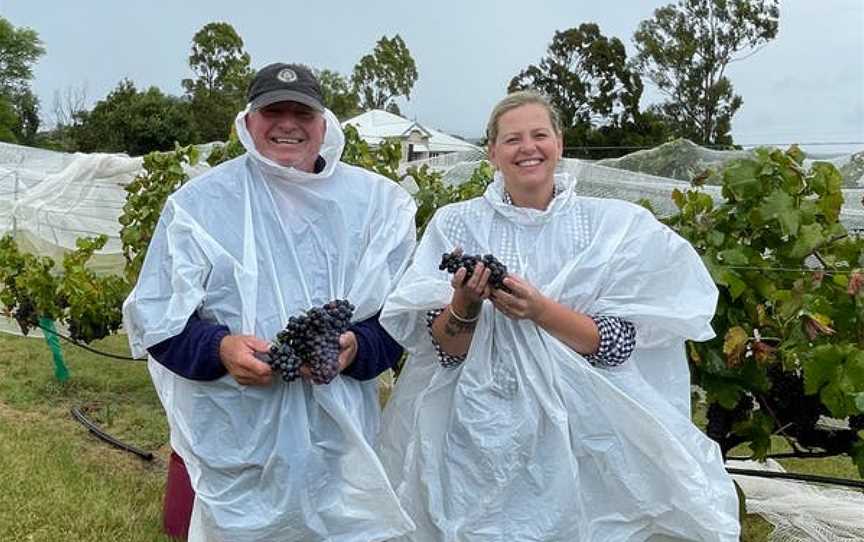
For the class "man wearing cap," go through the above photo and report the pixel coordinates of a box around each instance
[123,63,417,541]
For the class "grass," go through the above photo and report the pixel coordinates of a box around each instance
[0,331,861,541]
[0,332,171,542]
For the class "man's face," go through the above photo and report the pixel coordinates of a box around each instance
[246,101,326,172]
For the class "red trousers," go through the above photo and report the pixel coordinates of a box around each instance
[164,450,195,539]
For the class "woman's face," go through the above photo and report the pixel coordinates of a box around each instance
[488,103,563,192]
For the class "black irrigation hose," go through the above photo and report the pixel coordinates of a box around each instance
[70,406,154,461]
[728,451,838,460]
[37,322,138,361]
[726,467,864,490]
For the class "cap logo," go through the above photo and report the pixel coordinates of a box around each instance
[277,68,297,83]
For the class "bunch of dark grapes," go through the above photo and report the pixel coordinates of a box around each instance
[267,299,354,384]
[706,394,754,455]
[266,340,303,382]
[764,364,827,448]
[439,251,510,291]
[13,297,38,335]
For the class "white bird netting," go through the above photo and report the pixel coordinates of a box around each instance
[418,139,864,230]
[729,460,864,542]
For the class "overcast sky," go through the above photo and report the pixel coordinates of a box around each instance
[2,0,862,154]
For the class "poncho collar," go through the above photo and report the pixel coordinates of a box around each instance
[483,170,576,225]
[235,104,345,183]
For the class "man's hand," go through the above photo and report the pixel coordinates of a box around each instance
[219,334,273,386]
[337,331,358,372]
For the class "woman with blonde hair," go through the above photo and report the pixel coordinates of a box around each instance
[377,91,739,541]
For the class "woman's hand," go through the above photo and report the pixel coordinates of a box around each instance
[450,260,492,318]
[490,275,549,322]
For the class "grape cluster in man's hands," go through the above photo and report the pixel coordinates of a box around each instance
[267,299,355,384]
[439,250,510,291]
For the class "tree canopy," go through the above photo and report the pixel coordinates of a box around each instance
[0,17,44,93]
[316,69,360,120]
[181,22,253,143]
[70,80,198,156]
[508,23,671,157]
[0,17,45,145]
[0,95,17,143]
[351,34,417,112]
[633,0,780,145]
[509,23,643,130]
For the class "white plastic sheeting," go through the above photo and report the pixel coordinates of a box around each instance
[0,141,136,274]
[0,141,213,336]
[378,172,739,541]
[0,140,213,275]
[124,108,416,541]
[729,459,864,542]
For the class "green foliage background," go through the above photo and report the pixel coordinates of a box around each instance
[666,146,864,475]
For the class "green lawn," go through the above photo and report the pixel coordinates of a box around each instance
[0,332,171,542]
[0,331,860,541]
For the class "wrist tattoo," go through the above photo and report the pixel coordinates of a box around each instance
[444,313,477,336]
[441,301,482,337]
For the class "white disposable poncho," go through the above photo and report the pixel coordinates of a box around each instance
[123,107,417,541]
[378,172,740,542]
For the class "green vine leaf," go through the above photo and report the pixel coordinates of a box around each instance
[788,223,826,259]
[732,412,773,459]
[722,159,763,201]
[756,188,798,236]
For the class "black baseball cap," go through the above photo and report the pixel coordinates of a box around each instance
[247,63,325,112]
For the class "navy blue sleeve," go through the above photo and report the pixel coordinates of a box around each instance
[147,313,230,381]
[341,312,404,381]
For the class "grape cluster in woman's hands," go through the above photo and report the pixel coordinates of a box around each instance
[267,299,354,384]
[439,250,510,291]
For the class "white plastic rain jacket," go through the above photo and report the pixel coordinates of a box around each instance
[123,107,417,541]
[378,172,740,541]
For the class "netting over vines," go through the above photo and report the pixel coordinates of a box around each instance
[430,141,864,229]
[2,138,862,279]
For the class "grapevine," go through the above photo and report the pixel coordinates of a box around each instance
[667,146,864,475]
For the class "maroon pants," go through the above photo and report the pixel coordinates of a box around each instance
[164,450,195,539]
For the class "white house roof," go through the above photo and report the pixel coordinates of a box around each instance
[342,110,481,153]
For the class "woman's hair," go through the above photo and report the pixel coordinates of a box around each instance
[486,90,562,144]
